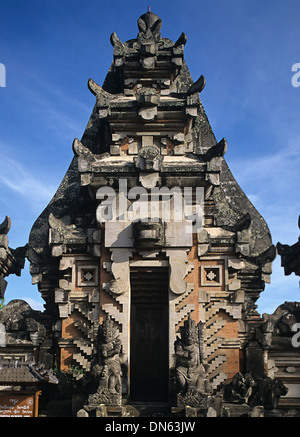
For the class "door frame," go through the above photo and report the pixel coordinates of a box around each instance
[129,265,169,403]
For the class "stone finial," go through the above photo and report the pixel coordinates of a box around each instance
[137,10,162,42]
[0,216,11,235]
[0,217,26,298]
[137,10,162,69]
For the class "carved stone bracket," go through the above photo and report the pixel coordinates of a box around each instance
[48,212,101,258]
[0,216,26,298]
[109,248,131,296]
[166,249,194,295]
[134,144,163,172]
[102,248,132,359]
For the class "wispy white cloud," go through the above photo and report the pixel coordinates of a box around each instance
[16,82,88,140]
[0,155,56,211]
[228,137,300,243]
[232,141,300,191]
[10,65,91,142]
[228,139,300,314]
[258,258,300,315]
[21,297,45,312]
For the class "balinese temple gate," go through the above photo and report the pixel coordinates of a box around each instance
[20,10,293,416]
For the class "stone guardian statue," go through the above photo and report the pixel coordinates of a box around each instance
[88,316,126,406]
[174,315,212,407]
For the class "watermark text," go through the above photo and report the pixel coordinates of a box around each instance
[0,63,6,87]
[291,323,300,347]
[96,179,204,233]
[291,63,300,87]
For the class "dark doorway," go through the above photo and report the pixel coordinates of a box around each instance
[130,267,169,403]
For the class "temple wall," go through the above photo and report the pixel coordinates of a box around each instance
[56,225,247,394]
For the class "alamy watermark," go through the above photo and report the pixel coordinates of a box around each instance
[291,63,300,87]
[0,63,6,87]
[0,323,6,347]
[291,323,300,348]
[96,179,204,233]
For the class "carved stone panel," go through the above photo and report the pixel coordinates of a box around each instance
[200,265,222,287]
[77,265,99,287]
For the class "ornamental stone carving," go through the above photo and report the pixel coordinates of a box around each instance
[174,315,212,407]
[88,317,126,406]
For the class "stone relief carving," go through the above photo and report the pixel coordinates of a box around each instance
[277,215,300,277]
[110,31,125,67]
[134,144,163,171]
[108,248,131,296]
[249,377,289,412]
[88,317,126,406]
[132,219,165,248]
[167,249,193,295]
[174,315,212,407]
[223,372,289,414]
[223,372,254,404]
[48,212,101,258]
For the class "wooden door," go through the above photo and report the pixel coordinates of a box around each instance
[130,267,169,403]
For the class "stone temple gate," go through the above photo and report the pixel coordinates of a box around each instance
[2,10,299,417]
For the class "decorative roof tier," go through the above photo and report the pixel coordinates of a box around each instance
[28,10,275,319]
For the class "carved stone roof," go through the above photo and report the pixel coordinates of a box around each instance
[0,361,58,385]
[0,366,38,385]
[28,10,274,277]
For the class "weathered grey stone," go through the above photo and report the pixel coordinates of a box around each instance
[277,216,300,277]
[134,145,163,171]
[250,406,264,417]
[206,407,217,417]
[110,145,121,155]
[139,171,159,188]
[12,7,285,417]
[0,217,26,298]
[77,408,89,417]
[167,249,190,295]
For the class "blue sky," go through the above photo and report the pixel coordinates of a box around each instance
[0,0,299,314]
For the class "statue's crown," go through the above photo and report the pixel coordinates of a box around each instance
[99,316,116,339]
[180,314,197,339]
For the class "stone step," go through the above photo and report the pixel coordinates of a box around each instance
[173,304,195,327]
[205,304,222,320]
[205,312,222,328]
[73,352,91,371]
[102,303,126,327]
[74,319,93,340]
[74,303,93,322]
[205,320,226,339]
[208,355,226,374]
[73,339,93,356]
[206,337,223,356]
[211,372,227,390]
[205,303,241,321]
